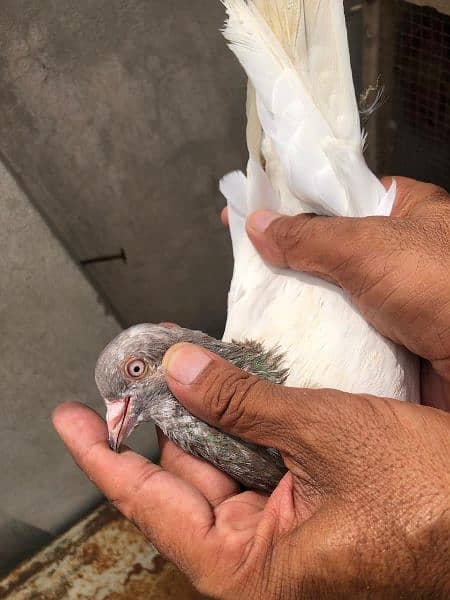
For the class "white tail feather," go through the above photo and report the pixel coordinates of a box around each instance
[219,0,419,404]
[221,0,391,219]
[225,0,360,141]
[222,0,298,110]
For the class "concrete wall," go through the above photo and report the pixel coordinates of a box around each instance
[0,160,122,575]
[0,0,246,336]
[0,0,247,575]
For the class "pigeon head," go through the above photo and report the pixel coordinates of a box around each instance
[95,323,289,490]
[95,323,185,451]
[96,322,288,458]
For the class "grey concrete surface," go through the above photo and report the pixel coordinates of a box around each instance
[0,0,246,336]
[0,159,158,565]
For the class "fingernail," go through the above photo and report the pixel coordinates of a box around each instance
[162,343,212,385]
[247,210,281,234]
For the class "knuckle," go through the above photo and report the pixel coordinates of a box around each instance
[272,214,376,280]
[270,215,311,264]
[334,219,395,292]
[160,447,187,472]
[129,462,164,499]
[112,462,163,520]
[76,440,107,482]
[202,367,263,431]
[348,217,384,249]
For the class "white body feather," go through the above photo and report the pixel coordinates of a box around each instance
[220,0,419,401]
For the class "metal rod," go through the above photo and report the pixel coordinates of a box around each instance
[80,248,127,266]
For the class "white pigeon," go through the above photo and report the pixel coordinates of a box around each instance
[95,0,420,491]
[219,0,420,401]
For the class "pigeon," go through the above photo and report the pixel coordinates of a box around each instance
[219,0,419,400]
[95,0,420,491]
[95,323,288,493]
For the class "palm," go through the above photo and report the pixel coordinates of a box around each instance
[158,430,280,571]
[55,403,285,576]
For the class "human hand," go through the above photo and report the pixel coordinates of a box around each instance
[53,344,450,599]
[242,177,450,410]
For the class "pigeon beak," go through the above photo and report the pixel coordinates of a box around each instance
[106,397,137,452]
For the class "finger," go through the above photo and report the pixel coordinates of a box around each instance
[157,429,241,505]
[162,343,340,455]
[421,361,450,412]
[221,206,229,227]
[382,176,448,218]
[246,209,382,289]
[245,176,448,289]
[52,402,215,570]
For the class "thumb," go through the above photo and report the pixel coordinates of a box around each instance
[162,342,342,457]
[246,209,389,290]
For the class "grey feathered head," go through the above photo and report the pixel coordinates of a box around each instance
[96,322,288,453]
[95,323,188,451]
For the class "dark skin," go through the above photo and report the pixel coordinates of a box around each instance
[54,177,450,598]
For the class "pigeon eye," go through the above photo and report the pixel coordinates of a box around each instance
[126,359,147,378]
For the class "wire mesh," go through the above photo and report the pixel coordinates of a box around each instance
[377,1,450,189]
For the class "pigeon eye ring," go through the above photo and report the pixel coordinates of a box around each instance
[125,358,147,379]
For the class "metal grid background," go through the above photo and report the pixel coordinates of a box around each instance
[369,1,450,190]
